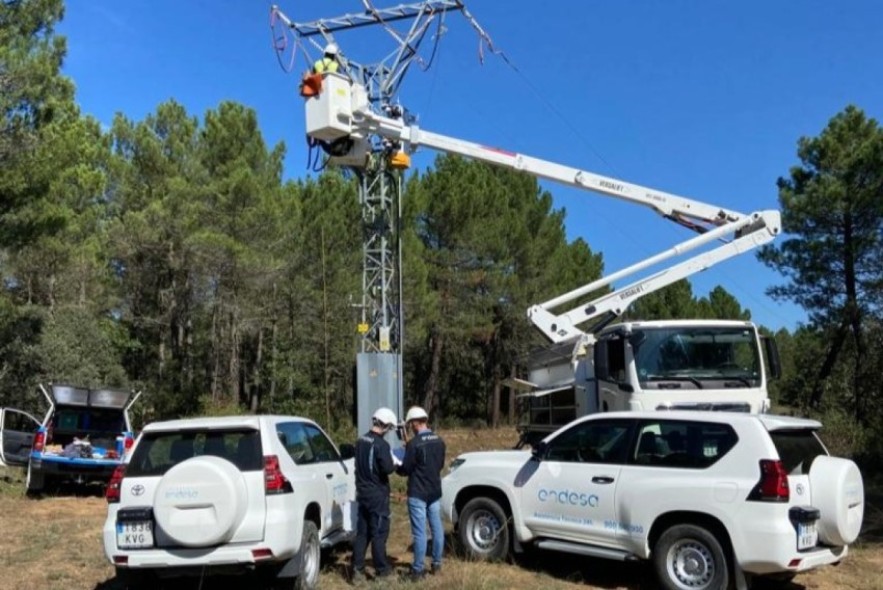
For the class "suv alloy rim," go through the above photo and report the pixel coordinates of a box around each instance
[666,538,715,589]
[466,509,501,552]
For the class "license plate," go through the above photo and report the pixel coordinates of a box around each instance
[797,521,818,550]
[117,520,154,549]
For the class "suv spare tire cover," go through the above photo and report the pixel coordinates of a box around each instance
[809,455,864,546]
[154,455,249,547]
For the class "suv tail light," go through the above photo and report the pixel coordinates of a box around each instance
[106,465,126,503]
[32,431,45,453]
[264,455,292,494]
[747,459,789,502]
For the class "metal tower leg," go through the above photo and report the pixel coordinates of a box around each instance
[356,158,404,434]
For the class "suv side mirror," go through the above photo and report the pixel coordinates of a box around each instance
[531,441,548,461]
[338,443,355,460]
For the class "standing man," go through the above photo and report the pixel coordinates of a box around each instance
[312,42,340,74]
[398,406,446,580]
[351,407,398,583]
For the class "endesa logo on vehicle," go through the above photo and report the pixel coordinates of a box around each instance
[537,488,600,508]
[164,487,199,500]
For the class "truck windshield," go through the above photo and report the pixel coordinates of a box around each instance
[631,327,761,388]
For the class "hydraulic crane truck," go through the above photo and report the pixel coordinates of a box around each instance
[300,71,782,445]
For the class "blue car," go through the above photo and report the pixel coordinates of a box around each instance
[0,384,141,494]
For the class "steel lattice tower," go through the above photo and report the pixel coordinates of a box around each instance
[273,1,470,432]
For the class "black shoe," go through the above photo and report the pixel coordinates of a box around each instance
[351,569,367,585]
[375,568,395,579]
[430,563,441,575]
[405,569,426,582]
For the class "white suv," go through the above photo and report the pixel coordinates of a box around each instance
[103,415,356,590]
[442,411,864,590]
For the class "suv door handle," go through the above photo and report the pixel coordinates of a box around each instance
[591,476,614,484]
[326,473,333,479]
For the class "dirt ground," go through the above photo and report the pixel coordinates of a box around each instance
[0,427,880,590]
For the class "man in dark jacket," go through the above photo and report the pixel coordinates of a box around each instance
[397,406,446,580]
[351,407,398,582]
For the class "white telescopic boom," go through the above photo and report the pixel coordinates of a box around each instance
[305,75,781,342]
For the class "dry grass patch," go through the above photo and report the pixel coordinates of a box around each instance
[0,476,114,590]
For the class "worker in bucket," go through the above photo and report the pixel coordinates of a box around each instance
[397,405,446,580]
[312,42,340,74]
[351,407,397,583]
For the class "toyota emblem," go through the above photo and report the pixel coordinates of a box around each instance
[795,483,804,496]
[131,484,145,496]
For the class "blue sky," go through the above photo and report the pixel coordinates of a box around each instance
[58,1,883,331]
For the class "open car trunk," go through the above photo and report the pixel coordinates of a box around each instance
[1,384,141,466]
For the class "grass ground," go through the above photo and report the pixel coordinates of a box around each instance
[0,426,880,590]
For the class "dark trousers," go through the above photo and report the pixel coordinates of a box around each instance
[351,496,391,574]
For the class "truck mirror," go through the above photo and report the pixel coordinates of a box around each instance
[762,336,781,380]
[594,342,609,380]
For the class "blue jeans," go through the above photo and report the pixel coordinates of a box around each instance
[407,496,444,573]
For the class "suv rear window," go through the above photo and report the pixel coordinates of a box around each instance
[769,429,826,475]
[126,429,263,476]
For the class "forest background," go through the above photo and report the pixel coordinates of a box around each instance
[2,1,882,468]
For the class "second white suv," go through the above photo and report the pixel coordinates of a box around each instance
[103,415,355,589]
[442,411,864,590]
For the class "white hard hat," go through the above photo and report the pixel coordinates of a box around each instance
[372,407,397,428]
[324,42,339,56]
[405,406,429,422]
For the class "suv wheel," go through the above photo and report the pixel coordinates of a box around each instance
[291,520,321,590]
[653,524,729,590]
[458,497,510,561]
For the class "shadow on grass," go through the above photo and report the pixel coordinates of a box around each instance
[95,546,408,590]
[515,548,655,589]
[446,530,819,590]
[26,479,107,499]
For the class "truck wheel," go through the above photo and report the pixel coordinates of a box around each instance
[291,520,321,590]
[458,497,510,561]
[653,524,729,590]
[25,463,44,495]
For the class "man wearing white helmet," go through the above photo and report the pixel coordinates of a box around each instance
[351,407,397,582]
[397,405,446,580]
[312,42,340,74]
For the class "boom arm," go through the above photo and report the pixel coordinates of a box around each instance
[305,74,781,343]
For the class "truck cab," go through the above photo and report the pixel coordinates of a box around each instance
[518,320,780,446]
